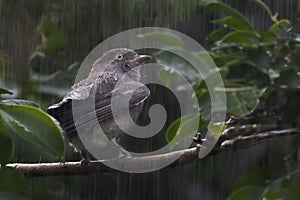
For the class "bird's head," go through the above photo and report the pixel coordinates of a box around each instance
[89,48,151,79]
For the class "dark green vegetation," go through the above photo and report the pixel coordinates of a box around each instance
[0,0,300,199]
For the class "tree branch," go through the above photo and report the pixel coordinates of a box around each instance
[6,128,300,177]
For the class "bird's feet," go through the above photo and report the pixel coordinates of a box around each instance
[192,132,206,145]
[80,158,90,166]
[80,150,90,165]
[118,149,132,159]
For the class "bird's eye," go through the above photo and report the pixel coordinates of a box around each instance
[116,54,123,60]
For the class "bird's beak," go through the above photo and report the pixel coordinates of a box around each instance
[132,55,152,64]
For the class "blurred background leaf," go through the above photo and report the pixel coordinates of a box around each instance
[0,120,13,165]
[0,167,26,192]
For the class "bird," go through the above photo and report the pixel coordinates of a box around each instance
[47,48,152,162]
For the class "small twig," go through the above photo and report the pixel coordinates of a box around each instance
[219,128,300,150]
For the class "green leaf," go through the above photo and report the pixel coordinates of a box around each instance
[268,19,290,34]
[0,104,64,159]
[138,32,184,47]
[1,99,39,108]
[274,68,300,88]
[226,63,271,87]
[252,0,273,20]
[246,48,272,70]
[221,31,260,47]
[154,50,199,81]
[260,32,277,43]
[233,167,275,189]
[39,34,66,55]
[0,88,12,95]
[165,116,183,143]
[159,68,177,87]
[226,87,265,116]
[195,89,211,118]
[212,16,254,32]
[0,167,26,192]
[0,120,13,165]
[204,2,255,32]
[207,28,230,41]
[210,52,245,68]
[41,22,58,37]
[207,122,226,138]
[227,186,265,200]
[286,174,300,200]
[38,23,66,56]
[264,189,287,200]
[166,113,208,148]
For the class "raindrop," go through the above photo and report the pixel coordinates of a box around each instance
[284,57,290,62]
[266,51,272,57]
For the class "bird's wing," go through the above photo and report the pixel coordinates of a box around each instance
[47,78,95,111]
[71,84,150,130]
[47,83,150,137]
[48,71,120,110]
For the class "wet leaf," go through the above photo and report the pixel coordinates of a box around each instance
[195,89,211,118]
[221,31,260,47]
[39,34,66,55]
[274,68,300,88]
[252,0,273,20]
[226,63,271,87]
[1,99,39,108]
[207,28,230,41]
[286,174,300,200]
[207,122,226,138]
[138,32,184,47]
[0,88,12,95]
[0,120,13,165]
[246,48,272,70]
[38,22,66,56]
[226,87,265,116]
[233,167,275,189]
[0,104,64,159]
[159,68,177,87]
[264,189,287,200]
[260,32,277,42]
[212,16,254,32]
[166,113,208,148]
[210,52,244,68]
[0,167,26,192]
[204,1,255,32]
[227,186,265,200]
[268,19,290,34]
[154,50,199,81]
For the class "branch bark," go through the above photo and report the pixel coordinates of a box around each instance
[5,128,300,178]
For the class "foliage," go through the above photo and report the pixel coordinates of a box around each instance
[0,88,64,192]
[142,0,300,198]
[166,113,209,148]
[0,167,26,192]
[227,168,300,200]
[203,0,300,199]
[147,0,299,131]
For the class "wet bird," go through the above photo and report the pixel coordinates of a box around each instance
[47,48,151,161]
